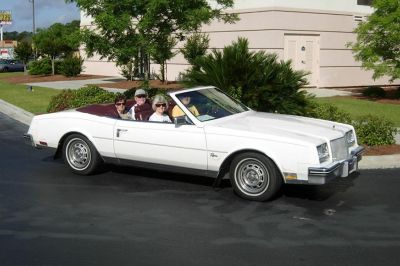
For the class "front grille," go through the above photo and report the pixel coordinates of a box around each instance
[330,137,349,161]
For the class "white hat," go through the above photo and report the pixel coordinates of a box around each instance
[134,88,147,96]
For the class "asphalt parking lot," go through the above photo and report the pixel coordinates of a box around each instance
[1,112,400,265]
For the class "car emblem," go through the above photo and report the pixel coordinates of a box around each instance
[210,152,218,158]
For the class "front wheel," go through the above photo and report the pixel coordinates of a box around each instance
[229,152,282,201]
[62,134,101,175]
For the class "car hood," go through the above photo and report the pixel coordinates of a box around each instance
[204,111,350,145]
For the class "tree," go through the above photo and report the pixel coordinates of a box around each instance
[180,33,210,67]
[33,20,80,75]
[348,0,400,81]
[150,36,177,82]
[184,38,312,115]
[14,40,33,73]
[67,0,238,81]
[3,31,33,42]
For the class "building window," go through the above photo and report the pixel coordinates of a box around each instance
[357,0,373,6]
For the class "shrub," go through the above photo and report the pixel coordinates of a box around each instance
[28,57,61,75]
[394,87,400,99]
[46,90,75,113]
[59,56,83,77]
[47,86,115,112]
[309,103,352,124]
[28,58,53,75]
[308,103,397,146]
[183,37,313,116]
[353,115,397,146]
[362,86,386,98]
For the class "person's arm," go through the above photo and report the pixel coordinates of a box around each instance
[189,105,200,116]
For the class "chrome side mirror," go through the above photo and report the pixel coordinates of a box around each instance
[174,116,187,126]
[174,115,194,126]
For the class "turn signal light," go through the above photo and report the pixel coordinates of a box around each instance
[39,141,48,146]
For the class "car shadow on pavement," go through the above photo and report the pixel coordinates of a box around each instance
[44,158,359,202]
[107,164,218,187]
[282,172,360,201]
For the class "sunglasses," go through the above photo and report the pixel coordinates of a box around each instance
[135,94,146,98]
[155,103,167,107]
[115,102,126,106]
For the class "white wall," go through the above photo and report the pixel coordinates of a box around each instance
[80,1,399,87]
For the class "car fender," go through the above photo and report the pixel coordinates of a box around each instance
[215,147,284,179]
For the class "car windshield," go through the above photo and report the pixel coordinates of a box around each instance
[174,87,249,122]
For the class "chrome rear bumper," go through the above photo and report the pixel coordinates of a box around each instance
[307,146,365,185]
[23,133,35,147]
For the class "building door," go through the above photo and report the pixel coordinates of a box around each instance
[284,35,320,87]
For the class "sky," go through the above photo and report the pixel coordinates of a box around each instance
[0,0,80,33]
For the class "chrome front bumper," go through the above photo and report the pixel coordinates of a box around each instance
[307,146,365,185]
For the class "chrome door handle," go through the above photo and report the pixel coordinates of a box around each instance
[116,128,128,137]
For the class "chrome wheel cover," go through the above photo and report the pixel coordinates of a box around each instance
[234,158,270,196]
[66,138,91,171]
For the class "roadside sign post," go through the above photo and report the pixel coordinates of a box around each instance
[0,10,12,41]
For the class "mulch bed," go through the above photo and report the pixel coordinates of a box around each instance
[1,74,184,90]
[1,74,109,84]
[339,86,400,105]
[363,144,400,156]
[94,79,184,90]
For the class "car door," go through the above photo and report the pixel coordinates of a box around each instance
[8,60,17,71]
[113,120,208,172]
[14,61,24,71]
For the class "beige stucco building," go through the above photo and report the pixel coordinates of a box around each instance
[80,0,398,88]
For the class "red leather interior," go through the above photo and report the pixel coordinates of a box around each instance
[76,100,135,119]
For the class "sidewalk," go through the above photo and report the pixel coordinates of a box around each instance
[25,77,126,93]
[303,88,353,98]
[0,83,399,169]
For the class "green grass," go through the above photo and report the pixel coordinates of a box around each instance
[0,73,59,114]
[0,72,24,79]
[314,97,400,127]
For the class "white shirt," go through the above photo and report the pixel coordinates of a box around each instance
[128,104,137,120]
[148,113,172,123]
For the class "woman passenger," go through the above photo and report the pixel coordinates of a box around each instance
[148,95,172,123]
[114,94,130,120]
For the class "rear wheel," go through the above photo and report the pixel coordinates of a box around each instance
[229,152,282,201]
[62,134,101,175]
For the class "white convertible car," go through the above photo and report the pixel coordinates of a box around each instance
[25,86,364,201]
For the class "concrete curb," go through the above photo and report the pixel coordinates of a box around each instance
[359,154,400,169]
[0,99,34,125]
[0,99,398,169]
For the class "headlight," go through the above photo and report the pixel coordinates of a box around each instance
[317,143,330,163]
[345,130,355,147]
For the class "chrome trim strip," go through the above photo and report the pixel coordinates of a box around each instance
[351,146,365,157]
[308,163,341,175]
